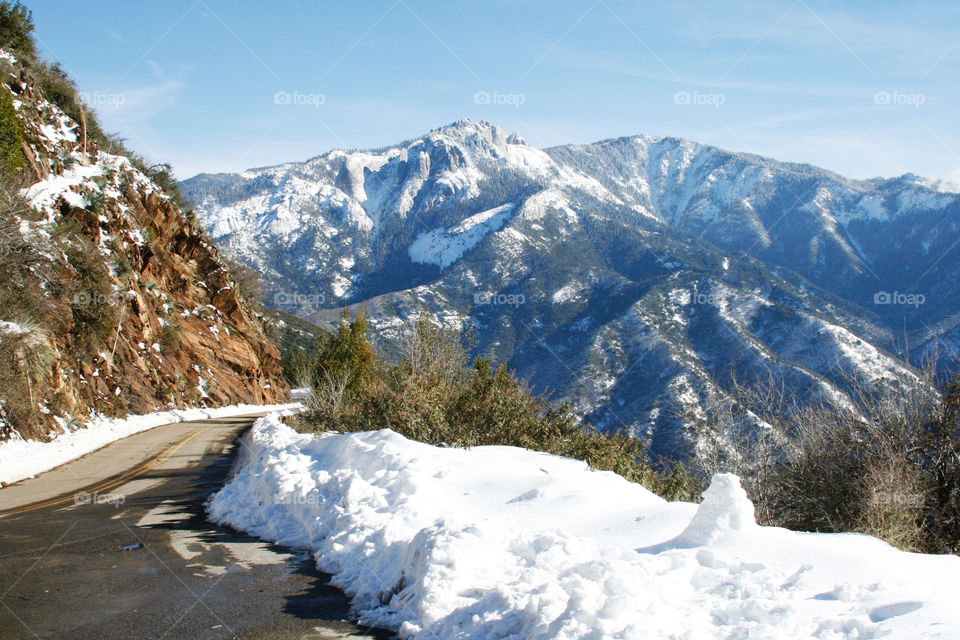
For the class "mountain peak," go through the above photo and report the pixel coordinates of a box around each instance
[429,118,506,141]
[506,132,527,145]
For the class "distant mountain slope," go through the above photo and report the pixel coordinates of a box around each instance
[546,136,960,330]
[0,45,287,441]
[181,119,959,457]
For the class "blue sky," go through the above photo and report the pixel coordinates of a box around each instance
[27,0,960,182]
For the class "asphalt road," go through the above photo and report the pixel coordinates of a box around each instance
[0,415,393,640]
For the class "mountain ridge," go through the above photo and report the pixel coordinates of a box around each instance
[192,118,960,195]
[181,118,959,457]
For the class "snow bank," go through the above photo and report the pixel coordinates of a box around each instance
[0,402,301,485]
[209,415,960,639]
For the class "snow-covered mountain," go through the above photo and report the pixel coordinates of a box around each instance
[181,119,960,456]
[547,137,960,329]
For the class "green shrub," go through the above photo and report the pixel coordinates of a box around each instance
[159,322,181,352]
[85,188,107,215]
[145,162,191,210]
[282,348,310,385]
[0,174,56,331]
[110,254,133,281]
[0,313,54,437]
[64,239,117,353]
[297,312,697,501]
[36,62,79,116]
[309,309,376,396]
[0,83,22,176]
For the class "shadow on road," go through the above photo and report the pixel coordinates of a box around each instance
[0,418,394,639]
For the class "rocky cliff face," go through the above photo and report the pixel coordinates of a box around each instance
[0,48,287,441]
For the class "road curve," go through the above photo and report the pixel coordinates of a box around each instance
[0,414,393,639]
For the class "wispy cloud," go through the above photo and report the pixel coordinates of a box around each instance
[82,79,182,123]
[536,45,869,98]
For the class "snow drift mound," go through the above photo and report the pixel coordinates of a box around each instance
[674,473,758,547]
[209,414,960,639]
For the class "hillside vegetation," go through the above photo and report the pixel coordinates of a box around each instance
[294,310,698,501]
[690,369,960,553]
[0,3,286,441]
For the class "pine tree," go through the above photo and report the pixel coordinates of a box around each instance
[310,309,375,396]
[0,2,35,61]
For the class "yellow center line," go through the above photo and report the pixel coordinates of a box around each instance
[0,426,215,516]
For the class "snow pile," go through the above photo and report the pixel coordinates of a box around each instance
[209,415,960,639]
[672,472,758,547]
[0,402,301,485]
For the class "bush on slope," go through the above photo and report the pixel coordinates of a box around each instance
[296,311,698,501]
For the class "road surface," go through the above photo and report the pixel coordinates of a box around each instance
[0,414,393,639]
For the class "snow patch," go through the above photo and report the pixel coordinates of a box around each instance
[408,204,515,269]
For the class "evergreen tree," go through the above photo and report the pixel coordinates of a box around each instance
[310,308,375,395]
[0,2,35,61]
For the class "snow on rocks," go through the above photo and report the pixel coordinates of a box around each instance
[209,415,960,639]
[24,161,104,212]
[0,402,301,486]
[0,320,27,336]
[408,203,515,269]
[23,150,156,221]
